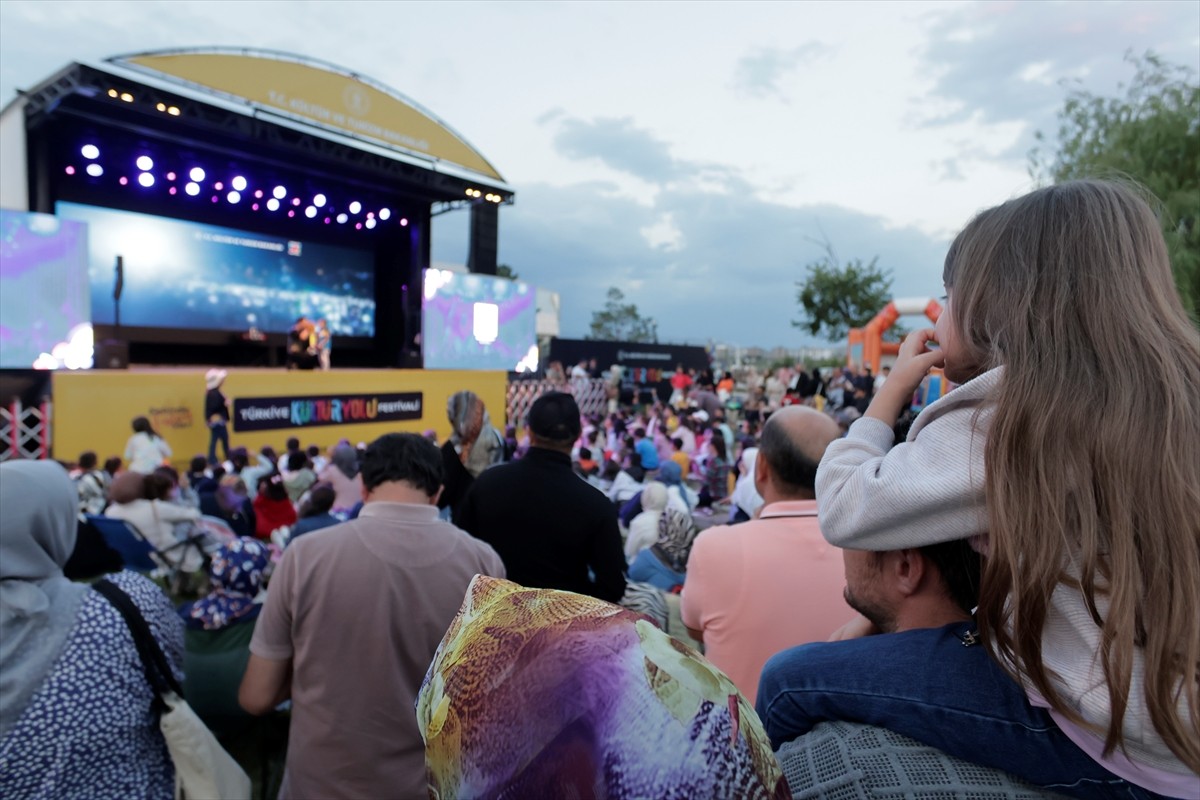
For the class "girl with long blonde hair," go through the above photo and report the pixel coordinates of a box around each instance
[757,180,1199,798]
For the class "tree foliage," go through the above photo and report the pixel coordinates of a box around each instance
[495,264,519,280]
[1030,52,1200,315]
[587,287,658,343]
[793,241,893,342]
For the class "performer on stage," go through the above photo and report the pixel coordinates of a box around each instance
[204,369,230,465]
[287,317,317,370]
[316,318,332,371]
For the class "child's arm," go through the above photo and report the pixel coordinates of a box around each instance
[817,329,987,550]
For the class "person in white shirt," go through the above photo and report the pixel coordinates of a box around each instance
[123,417,171,474]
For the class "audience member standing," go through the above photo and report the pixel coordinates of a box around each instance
[0,460,182,798]
[74,451,110,515]
[204,369,231,465]
[315,319,332,371]
[124,416,171,474]
[239,433,504,800]
[681,406,851,700]
[457,392,627,602]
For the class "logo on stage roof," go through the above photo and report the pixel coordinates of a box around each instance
[343,84,371,116]
[233,391,422,432]
[287,241,302,256]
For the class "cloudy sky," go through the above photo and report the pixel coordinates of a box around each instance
[1,0,1196,347]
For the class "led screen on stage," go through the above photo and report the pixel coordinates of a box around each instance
[56,202,375,336]
[0,210,91,369]
[421,269,537,371]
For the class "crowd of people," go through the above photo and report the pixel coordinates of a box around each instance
[0,181,1197,799]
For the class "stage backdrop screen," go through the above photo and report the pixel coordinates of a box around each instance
[56,202,375,336]
[0,209,91,369]
[422,269,537,371]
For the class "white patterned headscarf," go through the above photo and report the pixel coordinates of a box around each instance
[0,460,88,738]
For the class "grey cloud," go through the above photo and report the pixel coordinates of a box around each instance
[917,1,1198,158]
[552,117,682,183]
[733,42,832,100]
[493,179,949,348]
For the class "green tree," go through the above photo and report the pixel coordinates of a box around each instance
[1030,52,1200,315]
[793,241,893,341]
[495,263,519,280]
[587,287,659,343]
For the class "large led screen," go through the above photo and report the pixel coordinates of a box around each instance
[57,202,375,336]
[422,269,537,371]
[0,210,91,368]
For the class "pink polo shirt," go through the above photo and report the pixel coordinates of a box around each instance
[681,500,853,702]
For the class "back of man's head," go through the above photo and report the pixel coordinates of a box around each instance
[306,481,337,516]
[918,539,982,615]
[758,406,841,499]
[361,433,443,497]
[527,392,581,451]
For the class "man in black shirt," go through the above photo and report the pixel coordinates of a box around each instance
[456,392,627,603]
[204,368,230,465]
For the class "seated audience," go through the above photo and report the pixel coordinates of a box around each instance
[252,473,297,540]
[0,460,182,798]
[105,471,204,572]
[200,474,256,539]
[624,481,668,562]
[281,451,317,503]
[74,450,110,515]
[627,509,699,592]
[288,482,340,544]
[319,442,363,513]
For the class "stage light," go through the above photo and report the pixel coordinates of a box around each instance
[167,106,180,116]
[136,155,153,171]
[185,182,200,196]
[231,176,247,191]
[214,182,223,191]
[252,203,259,211]
[365,218,376,229]
[227,191,241,204]
[288,210,295,217]
[348,201,362,214]
[400,218,408,226]
[156,102,166,112]
[379,208,391,221]
[190,167,206,182]
[120,92,133,102]
[313,193,327,207]
[138,172,155,187]
[267,198,280,211]
[81,144,99,160]
[304,206,317,218]
[355,223,362,230]
[212,196,219,203]
[336,213,348,224]
[254,190,263,199]
[107,89,118,98]
[119,177,128,186]
[166,172,176,181]
[65,166,76,175]
[324,217,331,224]
[169,187,177,195]
[86,164,104,177]
[273,185,287,199]
[292,198,301,206]
[465,188,473,196]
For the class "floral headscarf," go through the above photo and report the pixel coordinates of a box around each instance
[653,509,700,573]
[181,537,270,630]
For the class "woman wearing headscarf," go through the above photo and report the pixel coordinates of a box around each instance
[625,481,668,562]
[317,442,364,513]
[178,538,272,732]
[0,460,181,798]
[439,391,503,521]
[200,473,256,539]
[729,446,764,523]
[628,509,701,592]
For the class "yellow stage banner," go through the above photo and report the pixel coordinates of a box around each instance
[52,369,506,467]
[120,52,504,182]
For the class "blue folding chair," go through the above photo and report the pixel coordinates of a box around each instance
[86,515,160,573]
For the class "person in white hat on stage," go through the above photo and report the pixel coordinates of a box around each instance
[204,369,230,465]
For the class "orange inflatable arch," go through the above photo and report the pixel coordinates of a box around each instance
[846,297,943,372]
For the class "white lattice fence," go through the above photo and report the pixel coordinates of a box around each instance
[507,378,609,428]
[0,400,52,461]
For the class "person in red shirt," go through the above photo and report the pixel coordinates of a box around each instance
[669,364,693,407]
[252,473,297,539]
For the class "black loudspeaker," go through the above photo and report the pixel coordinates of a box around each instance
[467,203,498,275]
[94,339,129,370]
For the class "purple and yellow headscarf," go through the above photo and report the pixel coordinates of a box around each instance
[417,575,790,800]
[181,537,270,630]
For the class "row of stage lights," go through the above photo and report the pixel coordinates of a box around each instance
[464,188,504,204]
[64,144,408,229]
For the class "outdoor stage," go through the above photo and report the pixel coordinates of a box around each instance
[51,368,507,464]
